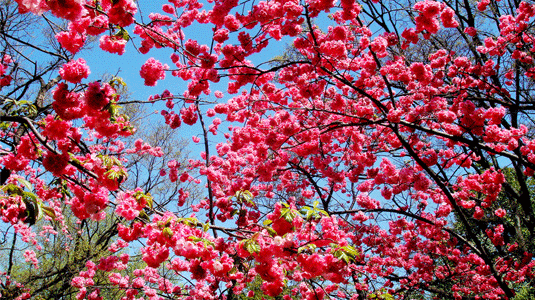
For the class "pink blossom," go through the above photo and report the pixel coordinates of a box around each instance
[59,58,90,84]
[415,15,440,34]
[402,28,419,46]
[47,0,85,21]
[370,37,388,57]
[410,62,432,82]
[99,35,127,55]
[224,14,240,31]
[414,173,431,191]
[56,30,86,54]
[414,0,443,18]
[105,0,137,27]
[85,15,109,36]
[14,0,49,15]
[142,242,169,268]
[115,191,146,220]
[52,83,85,120]
[441,7,459,28]
[84,81,115,111]
[495,208,506,218]
[181,104,198,125]
[214,28,230,43]
[41,115,71,140]
[319,40,347,57]
[42,151,70,176]
[140,58,168,86]
[464,27,477,36]
[473,206,485,219]
[162,4,175,15]
[356,193,380,209]
[162,111,182,129]
[478,0,490,11]
[206,108,216,117]
[0,194,26,224]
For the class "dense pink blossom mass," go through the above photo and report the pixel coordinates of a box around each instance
[1,0,535,299]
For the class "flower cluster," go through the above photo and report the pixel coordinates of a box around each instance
[0,54,13,88]
[59,58,90,84]
[140,58,168,86]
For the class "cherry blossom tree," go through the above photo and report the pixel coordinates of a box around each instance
[1,0,535,299]
[0,1,192,298]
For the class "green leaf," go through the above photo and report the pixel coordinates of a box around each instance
[134,191,153,209]
[36,203,44,222]
[297,243,317,254]
[145,194,153,209]
[338,252,351,264]
[332,244,359,264]
[188,236,202,242]
[22,191,38,202]
[379,293,394,300]
[185,217,198,226]
[243,239,260,254]
[119,28,130,41]
[163,227,173,238]
[41,206,56,220]
[109,76,127,89]
[138,210,150,222]
[247,241,260,253]
[235,190,254,204]
[108,103,121,117]
[300,206,311,213]
[265,226,277,237]
[280,208,296,222]
[2,184,23,195]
